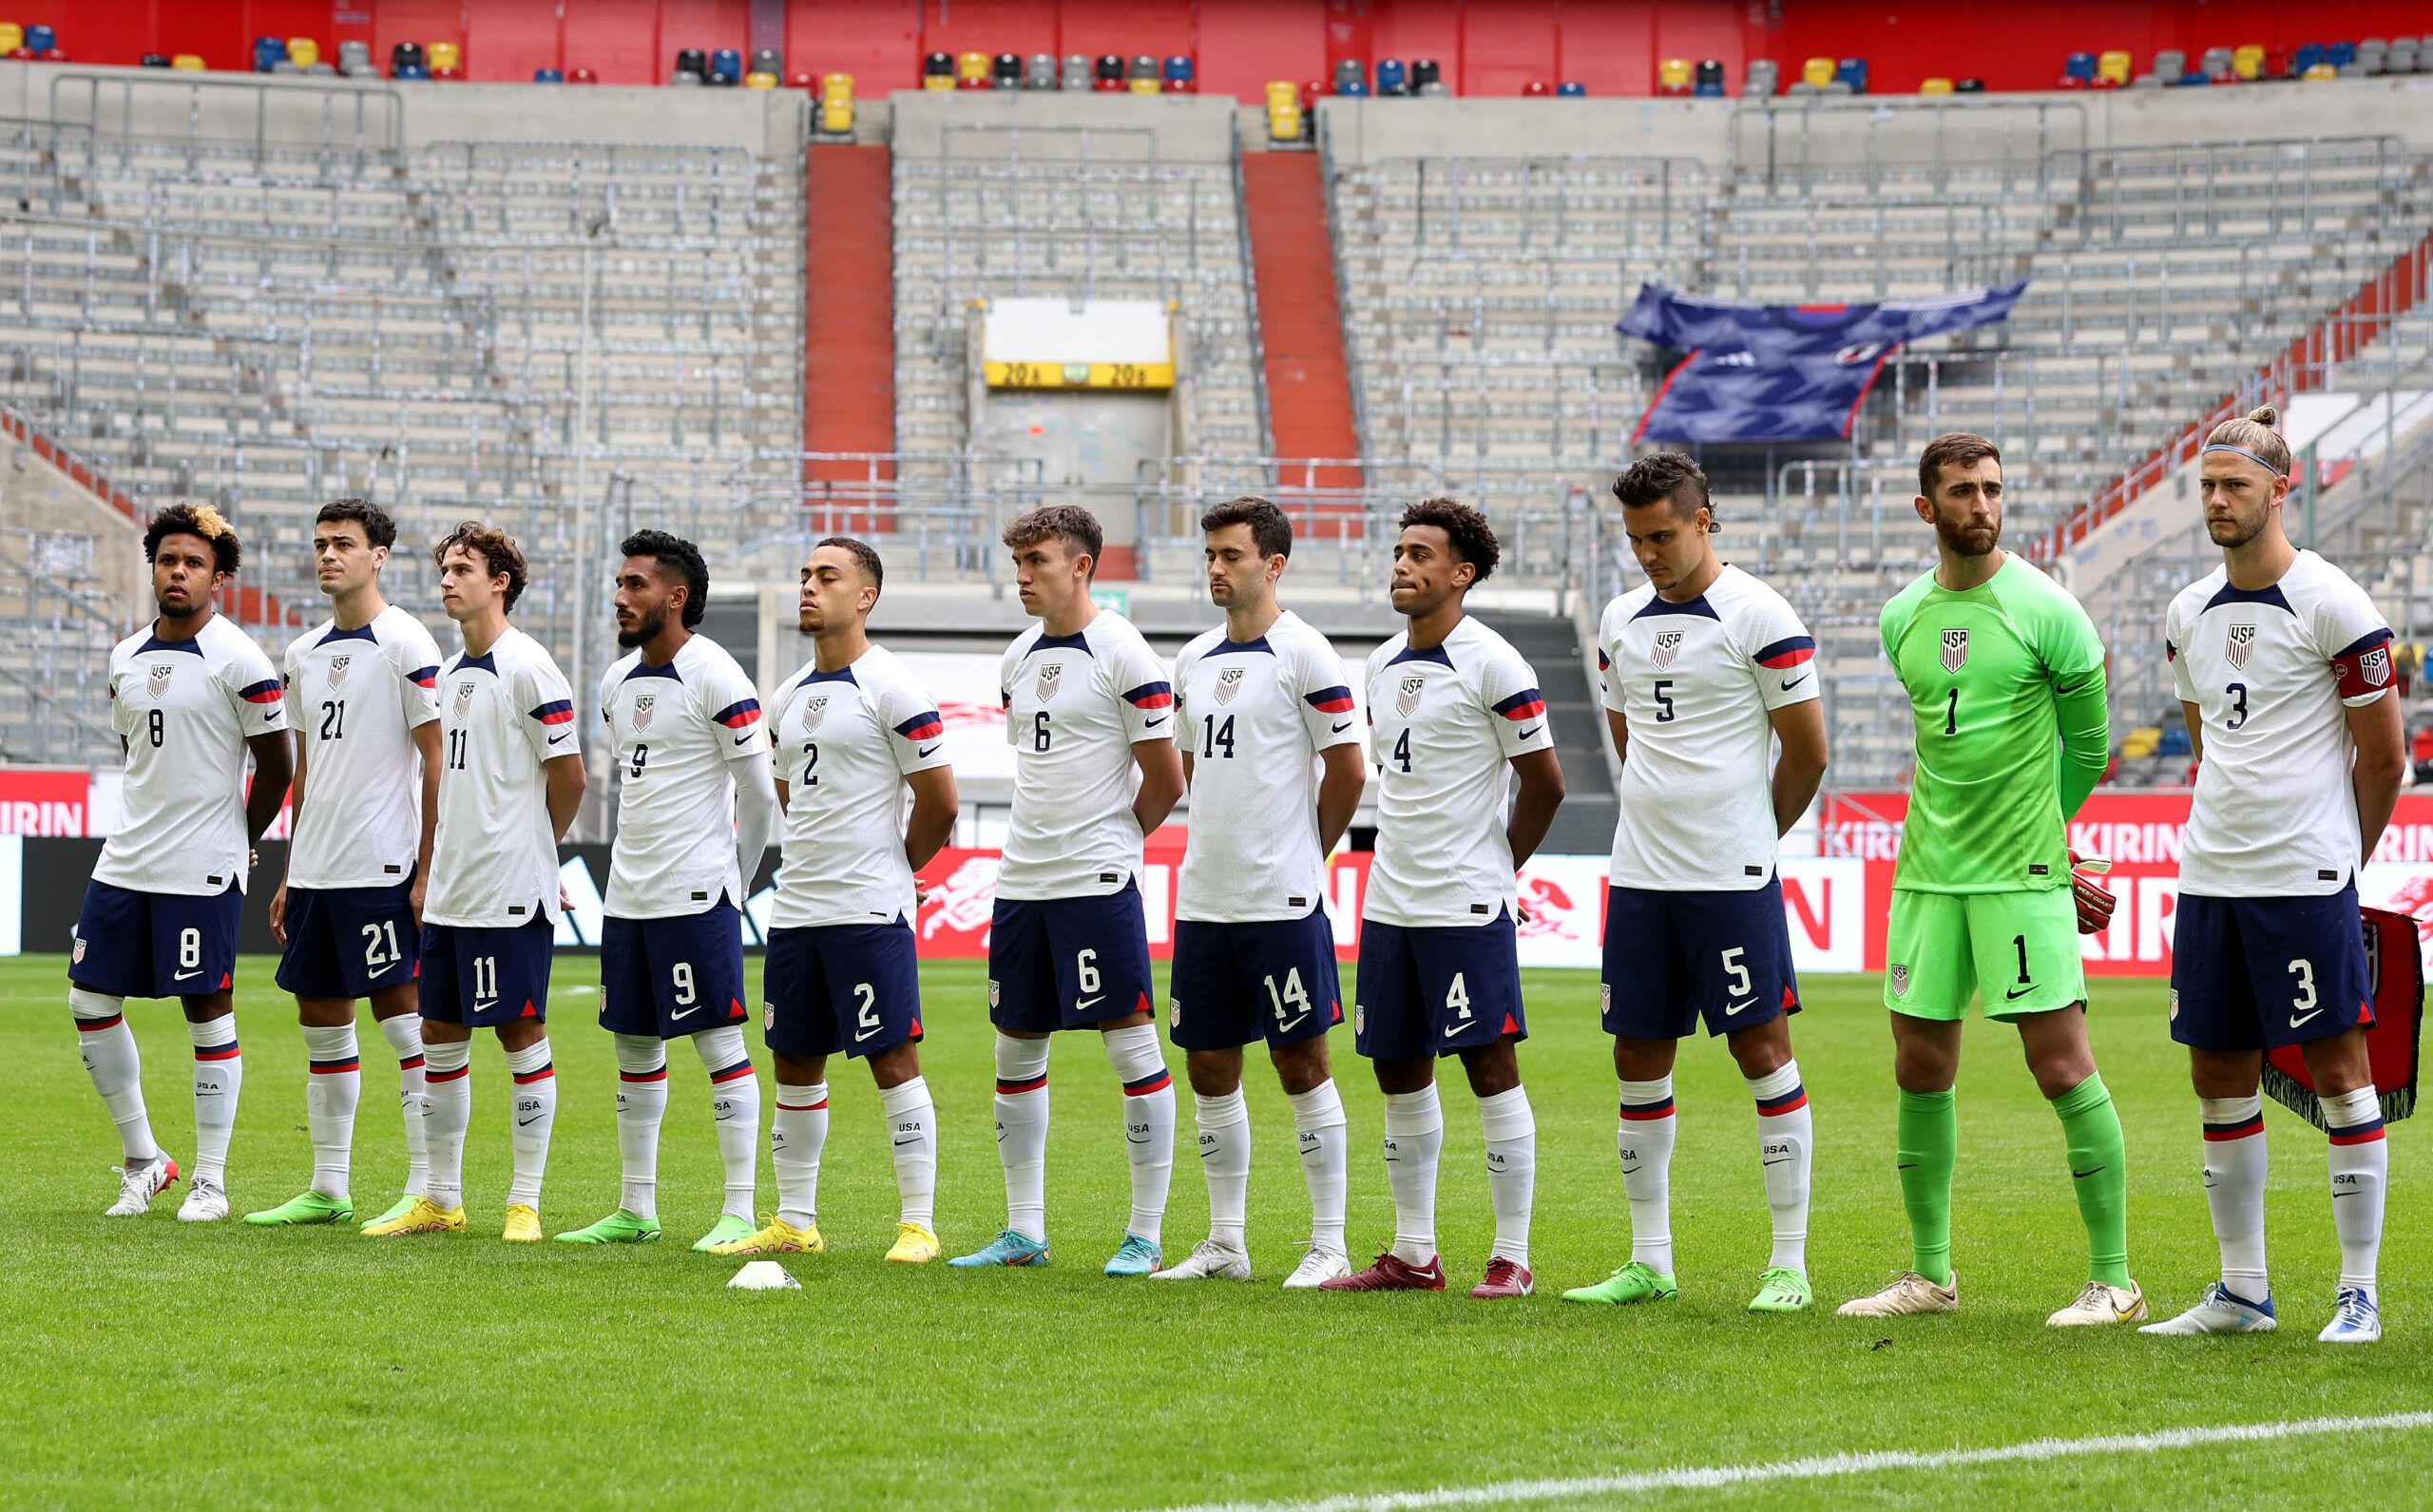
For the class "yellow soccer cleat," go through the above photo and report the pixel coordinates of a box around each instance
[502,1204,545,1243]
[361,1196,466,1237]
[709,1214,824,1256]
[887,1221,941,1264]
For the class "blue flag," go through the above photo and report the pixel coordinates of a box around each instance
[1618,282,2027,444]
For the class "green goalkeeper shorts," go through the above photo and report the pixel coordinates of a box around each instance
[1884,887,2086,1020]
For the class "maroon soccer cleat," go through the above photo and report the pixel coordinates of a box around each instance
[1469,1256,1535,1299]
[1318,1251,1446,1292]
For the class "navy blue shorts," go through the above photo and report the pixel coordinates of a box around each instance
[763,919,924,1060]
[418,917,555,1026]
[988,880,1155,1033]
[1601,881,1802,1040]
[2171,887,2373,1052]
[276,876,420,1001]
[1169,911,1344,1050]
[1353,910,1526,1061]
[70,879,241,1000]
[600,902,749,1039]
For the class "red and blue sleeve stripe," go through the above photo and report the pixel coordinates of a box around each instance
[529,699,575,725]
[1491,688,1546,721]
[1753,636,1816,670]
[894,710,946,741]
[1303,685,1355,715]
[712,698,762,730]
[1122,681,1175,710]
[239,679,283,705]
[1597,648,1610,671]
[408,664,438,689]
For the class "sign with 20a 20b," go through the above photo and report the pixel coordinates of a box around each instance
[983,360,1174,391]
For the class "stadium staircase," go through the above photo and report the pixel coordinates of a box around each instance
[1466,607,1617,856]
[1239,151,1359,489]
[803,144,899,482]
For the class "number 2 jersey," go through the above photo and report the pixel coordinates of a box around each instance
[598,633,768,920]
[1598,565,1817,891]
[2167,549,2392,897]
[766,643,951,928]
[1173,609,1362,922]
[424,625,578,929]
[1362,615,1554,928]
[95,613,288,895]
[284,605,443,891]
[998,610,1175,902]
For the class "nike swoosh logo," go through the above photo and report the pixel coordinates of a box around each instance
[1761,1157,1792,1167]
[2333,1190,2360,1198]
[1331,721,1351,733]
[734,733,754,746]
[1443,1022,1464,1038]
[1780,674,1810,691]
[671,1005,701,1021]
[1074,995,1103,1012]
[854,1025,881,1042]
[1519,725,1542,739]
[892,1136,921,1147]
[1126,1134,1151,1145]
[2005,986,2034,1000]
[1275,1013,1311,1034]
[473,999,498,1013]
[1144,717,1166,729]
[1896,1162,1918,1171]
[172,968,202,982]
[517,1115,544,1127]
[549,733,571,745]
[1723,998,1756,1017]
[2071,1166,2105,1179]
[918,744,941,756]
[2289,1009,2325,1028]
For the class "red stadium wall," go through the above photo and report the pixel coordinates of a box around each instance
[30,1,2433,97]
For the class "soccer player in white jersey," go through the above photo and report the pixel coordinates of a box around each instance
[70,504,293,1220]
[1153,498,1367,1288]
[1561,454,1830,1314]
[559,530,780,1252]
[951,505,1186,1274]
[1324,499,1565,1299]
[717,537,959,1264]
[2141,407,2406,1345]
[245,500,445,1232]
[366,523,585,1242]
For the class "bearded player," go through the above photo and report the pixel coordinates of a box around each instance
[71,503,292,1220]
[2141,408,2404,1345]
[1840,433,2140,1326]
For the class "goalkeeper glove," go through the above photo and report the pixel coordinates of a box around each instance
[2068,850,2115,935]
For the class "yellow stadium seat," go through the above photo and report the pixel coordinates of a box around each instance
[744,70,776,89]
[1657,57,1691,92]
[286,37,319,68]
[821,96,853,132]
[957,51,988,86]
[1920,76,1955,93]
[428,41,460,71]
[2233,44,2264,80]
[171,52,206,70]
[0,25,23,53]
[1128,73,1158,94]
[822,72,853,99]
[2097,49,2131,84]
[2304,61,2337,80]
[1266,79,1297,106]
[1802,56,1835,88]
[1267,103,1301,141]
[923,71,953,91]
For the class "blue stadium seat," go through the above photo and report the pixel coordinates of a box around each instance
[1558,81,1586,97]
[2329,41,2358,67]
[1694,59,1725,95]
[1835,57,1868,93]
[254,35,287,72]
[1376,58,1408,95]
[2063,50,2096,83]
[2156,725,2192,757]
[533,67,564,83]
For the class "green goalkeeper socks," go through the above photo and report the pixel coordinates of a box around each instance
[2053,1073,2132,1289]
[1896,1087,1958,1288]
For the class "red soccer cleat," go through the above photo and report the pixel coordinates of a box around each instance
[1319,1251,1446,1292]
[1470,1256,1536,1298]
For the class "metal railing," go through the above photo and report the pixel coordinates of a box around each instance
[48,70,405,180]
[1727,95,2090,201]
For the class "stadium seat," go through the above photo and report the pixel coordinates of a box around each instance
[286,37,319,69]
[2057,73,2086,90]
[2156,725,2192,757]
[922,51,950,88]
[1376,58,1408,95]
[1695,59,1725,95]
[2098,49,2132,85]
[1062,54,1089,89]
[1920,76,1955,93]
[1332,59,1364,92]
[1821,79,1853,94]
[2061,50,2096,84]
[956,51,987,89]
[751,48,781,77]
[1801,56,1834,88]
[2263,49,2289,79]
[392,41,425,74]
[820,76,853,132]
[24,22,51,52]
[2152,48,2185,83]
[1268,98,1302,140]
[665,68,698,86]
[1657,57,1691,95]
[1523,80,1551,96]
[1785,81,1817,96]
[1835,57,1868,92]
[170,52,205,70]
[1025,53,1055,89]
[703,48,738,85]
[429,41,461,72]
[1128,55,1159,94]
[2199,46,2234,81]
[2386,39,2418,71]
[569,67,597,83]
[141,52,167,67]
[2304,61,2339,80]
[337,40,373,76]
[1744,58,1778,95]
[1095,54,1124,91]
[1955,77,1985,91]
[674,47,706,80]
[1559,81,1587,97]
[745,70,776,89]
[2232,44,2264,79]
[991,53,1021,89]
[2356,39,2387,74]
[533,67,564,83]
[1411,59,1442,90]
[0,25,22,54]
[254,34,285,71]
[1164,55,1195,91]
[2292,43,2325,73]
[2328,40,2357,67]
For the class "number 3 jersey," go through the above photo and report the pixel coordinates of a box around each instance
[766,643,951,928]
[2167,548,2393,897]
[1598,565,1817,891]
[598,634,769,920]
[96,613,289,895]
[425,625,579,929]
[1173,609,1362,923]
[998,610,1174,902]
[284,605,443,890]
[1362,615,1555,928]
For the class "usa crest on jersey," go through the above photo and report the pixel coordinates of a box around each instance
[148,662,173,698]
[1396,673,1426,716]
[1214,665,1246,704]
[632,693,656,732]
[1940,628,1968,673]
[2225,623,2255,670]
[453,679,475,719]
[1651,631,1683,669]
[328,654,352,689]
[800,694,830,732]
[1036,661,1063,701]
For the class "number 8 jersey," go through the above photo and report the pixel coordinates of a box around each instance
[96,614,288,895]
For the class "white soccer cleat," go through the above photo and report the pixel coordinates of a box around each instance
[2318,1287,2382,1344]
[2138,1281,2277,1335]
[176,1175,230,1223]
[2048,1279,2147,1327]
[1148,1237,1253,1282]
[105,1155,180,1216]
[1836,1270,1959,1318]
[1284,1248,1353,1290]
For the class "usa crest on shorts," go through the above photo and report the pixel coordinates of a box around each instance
[1651,631,1683,670]
[1889,963,1910,998]
[1940,628,1968,673]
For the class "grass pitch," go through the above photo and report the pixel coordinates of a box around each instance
[3,955,2427,1509]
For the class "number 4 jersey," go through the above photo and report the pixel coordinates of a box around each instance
[284,605,443,891]
[96,613,289,895]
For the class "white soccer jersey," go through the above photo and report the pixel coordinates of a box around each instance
[2167,549,2393,897]
[598,634,769,919]
[768,643,952,928]
[1599,565,1818,891]
[423,625,578,928]
[94,613,289,896]
[284,605,443,890]
[998,610,1175,901]
[1174,610,1362,922]
[1362,615,1555,928]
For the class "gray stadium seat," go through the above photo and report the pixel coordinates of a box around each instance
[2153,48,2185,83]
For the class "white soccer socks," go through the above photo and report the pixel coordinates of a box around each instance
[2198,1094,2270,1299]
[1618,1075,1677,1275]
[1382,1084,1444,1265]
[1104,1023,1175,1245]
[880,1076,938,1229]
[70,988,159,1163]
[1479,1085,1536,1270]
[993,1034,1052,1242]
[1289,1079,1350,1256]
[1195,1088,1253,1251]
[375,1013,430,1197]
[504,1038,556,1209]
[187,1014,242,1189]
[2323,1085,2386,1302]
[696,1025,760,1222]
[300,1022,361,1202]
[422,1039,472,1210]
[772,1081,830,1230]
[612,1033,669,1220]
[1748,1061,1813,1274]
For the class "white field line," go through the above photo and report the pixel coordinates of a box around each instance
[1149,1409,2433,1512]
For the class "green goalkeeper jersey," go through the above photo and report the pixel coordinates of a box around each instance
[1880,552,2110,893]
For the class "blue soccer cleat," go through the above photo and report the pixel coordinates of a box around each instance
[2318,1286,2381,1344]
[948,1229,1051,1268]
[1103,1232,1162,1276]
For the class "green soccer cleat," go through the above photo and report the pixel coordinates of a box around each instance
[243,1190,355,1227]
[1562,1260,1678,1306]
[692,1214,757,1253]
[554,1208,663,1245]
[1748,1266,1813,1313]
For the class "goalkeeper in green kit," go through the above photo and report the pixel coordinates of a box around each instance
[1839,433,2145,1327]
